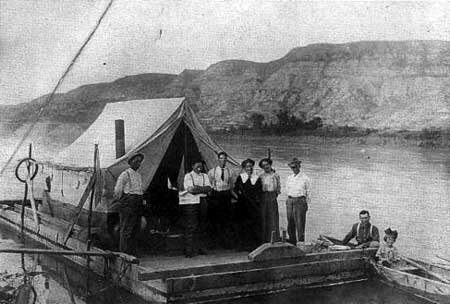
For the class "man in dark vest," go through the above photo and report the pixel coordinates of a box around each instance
[342,210,380,249]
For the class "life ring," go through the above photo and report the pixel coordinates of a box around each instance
[15,158,39,183]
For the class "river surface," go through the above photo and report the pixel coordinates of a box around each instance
[1,135,449,303]
[217,135,450,262]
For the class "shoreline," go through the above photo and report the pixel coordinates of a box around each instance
[1,127,449,156]
[209,128,450,149]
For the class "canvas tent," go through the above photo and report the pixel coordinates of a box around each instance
[38,98,238,219]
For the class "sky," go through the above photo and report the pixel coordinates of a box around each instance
[1,0,450,105]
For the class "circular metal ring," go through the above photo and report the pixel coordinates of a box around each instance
[15,157,39,183]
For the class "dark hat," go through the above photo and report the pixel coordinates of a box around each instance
[288,157,301,167]
[241,158,255,168]
[259,158,272,168]
[384,228,398,240]
[191,159,204,167]
[127,152,144,165]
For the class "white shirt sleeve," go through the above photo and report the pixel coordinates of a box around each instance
[203,173,211,187]
[286,175,292,195]
[305,176,312,203]
[113,171,127,200]
[184,173,194,191]
[208,168,215,185]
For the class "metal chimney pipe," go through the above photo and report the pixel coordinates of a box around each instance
[115,119,125,159]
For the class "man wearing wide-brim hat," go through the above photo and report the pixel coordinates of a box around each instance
[285,157,311,245]
[113,152,145,254]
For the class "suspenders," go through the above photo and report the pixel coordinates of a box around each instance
[357,223,373,239]
[190,172,205,187]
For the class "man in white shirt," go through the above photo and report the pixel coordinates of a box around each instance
[285,158,311,245]
[207,152,234,248]
[113,152,145,254]
[181,160,211,257]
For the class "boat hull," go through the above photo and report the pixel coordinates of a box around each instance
[373,262,450,301]
[411,258,450,280]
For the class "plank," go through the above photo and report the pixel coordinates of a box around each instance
[26,179,40,231]
[62,175,95,245]
[0,248,114,257]
[16,205,89,240]
[39,196,107,228]
[166,270,367,303]
[377,264,450,297]
[166,257,367,293]
[138,248,376,281]
[402,256,450,284]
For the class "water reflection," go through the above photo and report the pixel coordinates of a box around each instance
[0,227,147,304]
[225,280,428,304]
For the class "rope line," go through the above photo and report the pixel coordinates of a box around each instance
[0,0,114,177]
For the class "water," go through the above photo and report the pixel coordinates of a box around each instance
[0,138,61,200]
[227,280,428,304]
[1,134,449,303]
[217,135,450,262]
[0,226,148,304]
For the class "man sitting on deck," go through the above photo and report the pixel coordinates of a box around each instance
[342,210,380,249]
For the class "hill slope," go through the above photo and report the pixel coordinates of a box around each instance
[2,41,450,143]
[195,41,450,131]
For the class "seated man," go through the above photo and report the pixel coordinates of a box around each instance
[342,210,380,249]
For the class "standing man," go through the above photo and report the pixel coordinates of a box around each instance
[181,160,211,257]
[207,152,234,248]
[113,152,145,254]
[286,158,311,245]
[342,210,380,249]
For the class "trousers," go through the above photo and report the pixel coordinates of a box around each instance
[286,196,308,244]
[119,194,142,254]
[182,203,200,255]
[208,190,232,247]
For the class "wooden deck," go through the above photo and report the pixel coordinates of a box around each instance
[138,250,248,279]
[132,247,377,303]
[0,203,378,303]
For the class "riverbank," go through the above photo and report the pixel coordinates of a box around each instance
[210,127,450,148]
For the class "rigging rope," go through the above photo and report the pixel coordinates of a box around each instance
[0,0,114,177]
